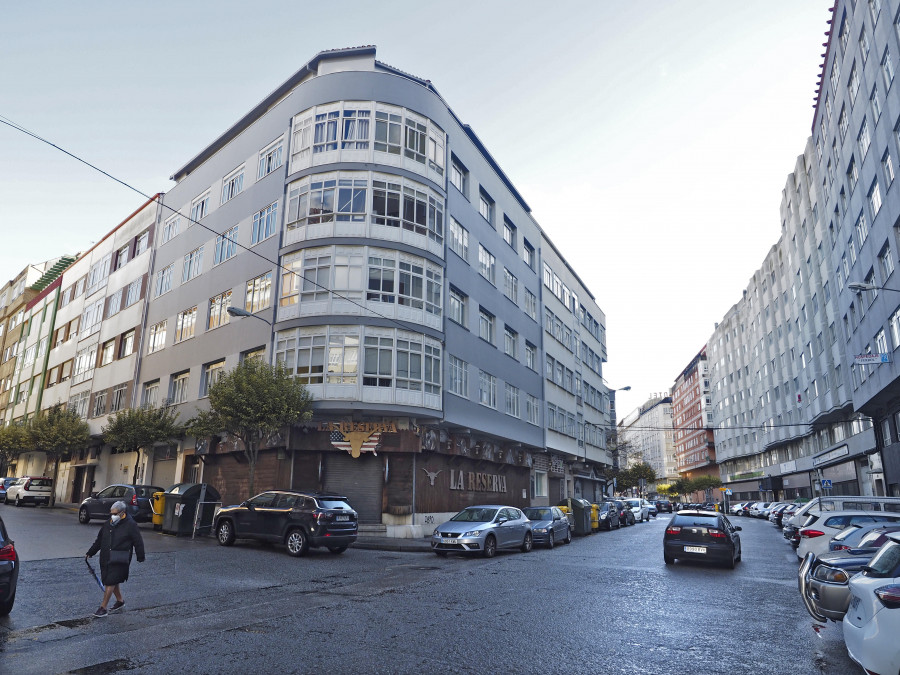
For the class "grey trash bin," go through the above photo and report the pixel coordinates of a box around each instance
[161,483,221,536]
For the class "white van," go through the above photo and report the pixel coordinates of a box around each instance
[785,496,900,530]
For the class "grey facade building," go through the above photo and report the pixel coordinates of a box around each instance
[135,47,613,536]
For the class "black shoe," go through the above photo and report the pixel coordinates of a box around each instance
[93,607,108,618]
[110,600,125,612]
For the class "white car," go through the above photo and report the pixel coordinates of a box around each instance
[797,510,900,560]
[843,533,900,675]
[729,502,747,516]
[4,477,53,506]
[624,498,650,523]
[749,502,772,518]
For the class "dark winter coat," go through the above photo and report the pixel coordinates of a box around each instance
[86,514,145,585]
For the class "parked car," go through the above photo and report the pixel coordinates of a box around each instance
[625,498,650,523]
[596,501,620,530]
[663,510,742,568]
[0,478,17,503]
[729,502,747,516]
[829,523,900,553]
[608,499,635,527]
[760,502,783,518]
[843,533,900,675]
[643,500,658,518]
[655,499,673,514]
[523,506,571,549]
[798,548,878,623]
[432,505,533,558]
[777,504,798,528]
[78,484,164,524]
[785,496,900,535]
[768,504,790,525]
[214,490,358,556]
[797,510,900,560]
[0,513,18,616]
[4,477,52,507]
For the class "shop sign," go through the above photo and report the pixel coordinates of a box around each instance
[813,445,849,467]
[449,469,507,493]
[320,422,396,458]
[854,353,890,365]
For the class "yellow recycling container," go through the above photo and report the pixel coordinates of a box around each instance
[590,503,600,531]
[151,491,166,530]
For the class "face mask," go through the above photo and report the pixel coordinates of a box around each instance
[110,514,122,525]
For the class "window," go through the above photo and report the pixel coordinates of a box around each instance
[201,361,226,397]
[326,335,359,383]
[449,156,468,196]
[505,383,520,418]
[857,210,870,245]
[110,385,127,413]
[245,272,272,313]
[404,118,426,164]
[479,308,495,344]
[849,63,860,102]
[504,326,517,358]
[69,391,89,419]
[124,278,141,307]
[148,321,167,354]
[504,269,518,304]
[478,370,497,408]
[478,246,495,283]
[119,330,135,358]
[190,192,210,222]
[162,217,179,244]
[449,218,468,260]
[883,47,895,88]
[525,342,536,370]
[214,226,238,264]
[840,106,849,140]
[523,239,535,269]
[221,166,244,204]
[363,336,393,387]
[135,230,149,255]
[426,127,444,174]
[868,180,882,218]
[313,111,339,152]
[340,108,370,149]
[154,264,173,298]
[884,150,895,185]
[503,217,516,249]
[877,328,890,355]
[860,27,871,62]
[448,288,467,326]
[115,244,129,270]
[100,339,115,366]
[92,392,107,418]
[880,243,895,279]
[478,189,494,225]
[374,111,402,154]
[449,355,468,397]
[870,0,882,24]
[858,119,871,157]
[871,83,882,120]
[396,337,423,390]
[170,372,190,404]
[848,156,859,191]
[890,307,900,348]
[175,306,197,343]
[182,247,204,283]
[252,202,278,244]
[525,289,537,320]
[257,139,283,179]
[142,381,159,408]
[80,299,104,337]
[208,290,232,330]
[366,255,394,303]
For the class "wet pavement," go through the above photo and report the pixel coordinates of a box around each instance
[0,506,857,674]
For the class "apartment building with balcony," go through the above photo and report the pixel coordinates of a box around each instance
[672,347,717,487]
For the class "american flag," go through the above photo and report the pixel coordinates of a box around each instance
[329,430,382,457]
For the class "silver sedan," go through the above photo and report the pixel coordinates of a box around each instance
[432,505,533,558]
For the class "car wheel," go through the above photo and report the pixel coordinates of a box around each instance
[564,527,572,544]
[0,593,14,617]
[736,545,742,562]
[547,531,555,550]
[521,532,533,553]
[664,552,674,565]
[327,546,347,554]
[482,535,497,558]
[285,528,309,557]
[727,550,736,570]
[14,496,21,507]
[216,520,235,546]
[78,507,91,524]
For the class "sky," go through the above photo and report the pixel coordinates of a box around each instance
[0,1,832,417]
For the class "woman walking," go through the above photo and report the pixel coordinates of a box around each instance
[85,500,145,618]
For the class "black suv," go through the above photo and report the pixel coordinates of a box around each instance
[214,490,358,557]
[78,484,163,524]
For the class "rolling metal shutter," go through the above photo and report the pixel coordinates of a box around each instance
[323,452,383,523]
[152,460,178,491]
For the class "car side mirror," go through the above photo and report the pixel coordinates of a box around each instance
[90,492,98,498]
[734,526,742,531]
[241,501,251,509]
[496,517,507,525]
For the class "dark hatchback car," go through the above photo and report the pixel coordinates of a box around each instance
[214,490,358,557]
[664,510,742,568]
[608,499,635,527]
[78,484,164,524]
[655,499,673,514]
[0,514,18,616]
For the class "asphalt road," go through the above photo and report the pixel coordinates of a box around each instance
[0,506,857,674]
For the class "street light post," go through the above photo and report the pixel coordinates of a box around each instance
[226,307,275,364]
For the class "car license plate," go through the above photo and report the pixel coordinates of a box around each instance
[442,538,458,545]
[335,515,349,521]
[684,546,706,554]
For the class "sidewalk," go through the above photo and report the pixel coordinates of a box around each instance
[55,503,433,553]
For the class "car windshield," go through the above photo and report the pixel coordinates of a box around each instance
[29,478,52,487]
[136,486,163,498]
[833,525,862,542]
[866,540,900,577]
[672,515,719,528]
[451,508,498,523]
[318,499,352,510]
[626,500,640,507]
[523,508,551,521]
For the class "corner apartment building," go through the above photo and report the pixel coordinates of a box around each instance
[672,348,717,488]
[136,46,612,536]
[618,393,677,487]
[811,0,900,496]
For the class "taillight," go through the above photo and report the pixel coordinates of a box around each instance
[801,529,825,538]
[0,543,15,562]
[666,526,681,535]
[23,479,31,491]
[834,545,850,551]
[708,528,727,539]
[875,585,900,609]
[132,493,138,505]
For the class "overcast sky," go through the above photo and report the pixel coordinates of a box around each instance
[0,1,831,416]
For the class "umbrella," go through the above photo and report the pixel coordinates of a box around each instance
[85,557,104,591]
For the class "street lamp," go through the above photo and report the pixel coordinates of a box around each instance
[848,282,900,293]
[226,306,273,326]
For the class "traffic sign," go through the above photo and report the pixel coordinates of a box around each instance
[821,479,833,489]
[725,488,733,496]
